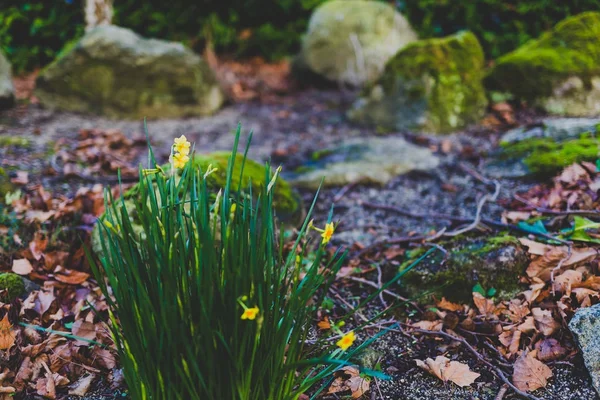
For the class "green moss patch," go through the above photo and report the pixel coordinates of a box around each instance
[501,133,600,175]
[399,235,527,302]
[486,12,600,101]
[0,273,25,302]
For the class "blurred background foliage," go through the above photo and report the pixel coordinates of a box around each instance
[2,0,600,74]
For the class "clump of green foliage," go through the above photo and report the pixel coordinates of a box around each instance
[4,1,599,73]
[0,273,25,302]
[0,0,326,73]
[501,133,600,175]
[485,11,600,100]
[399,0,600,60]
[92,125,399,400]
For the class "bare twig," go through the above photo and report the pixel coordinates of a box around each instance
[360,201,571,244]
[495,384,509,400]
[333,182,358,203]
[345,276,424,314]
[444,179,501,236]
[514,194,600,217]
[375,264,388,308]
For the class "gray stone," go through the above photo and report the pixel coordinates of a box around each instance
[501,118,600,144]
[569,303,600,396]
[299,0,417,87]
[348,31,488,134]
[289,137,439,189]
[0,50,15,109]
[35,25,224,119]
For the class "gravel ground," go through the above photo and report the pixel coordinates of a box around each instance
[1,90,596,400]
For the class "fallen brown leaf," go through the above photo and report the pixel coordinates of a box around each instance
[68,374,95,396]
[416,356,480,387]
[535,338,567,362]
[327,366,370,399]
[512,351,552,392]
[437,297,464,312]
[532,308,560,336]
[0,315,15,351]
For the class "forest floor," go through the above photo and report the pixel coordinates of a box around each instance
[1,74,599,399]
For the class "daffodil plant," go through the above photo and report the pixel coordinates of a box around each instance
[90,125,378,400]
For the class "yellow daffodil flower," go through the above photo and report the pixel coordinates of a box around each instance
[336,331,356,351]
[172,152,190,169]
[321,222,335,244]
[173,135,191,156]
[241,306,259,320]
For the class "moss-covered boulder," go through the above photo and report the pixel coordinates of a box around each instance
[299,0,417,87]
[0,273,25,302]
[486,12,600,116]
[35,25,224,119]
[348,31,488,134]
[0,50,14,109]
[399,236,528,302]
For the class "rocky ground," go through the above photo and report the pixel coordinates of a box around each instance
[2,89,600,399]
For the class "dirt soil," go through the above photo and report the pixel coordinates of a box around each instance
[1,89,597,400]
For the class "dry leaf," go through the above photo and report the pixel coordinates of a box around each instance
[522,279,546,303]
[553,270,582,295]
[507,300,530,321]
[94,348,117,370]
[71,320,97,346]
[0,315,16,350]
[532,308,560,336]
[54,269,90,285]
[437,297,464,312]
[535,338,567,362]
[327,366,370,399]
[416,356,480,387]
[68,374,95,396]
[12,258,33,275]
[29,232,48,261]
[317,317,331,330]
[411,320,443,331]
[499,329,521,356]
[512,351,552,392]
[517,316,536,333]
[473,292,496,316]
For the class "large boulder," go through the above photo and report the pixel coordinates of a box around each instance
[35,25,224,119]
[348,31,488,134]
[290,137,439,189]
[486,12,600,117]
[0,50,15,109]
[569,304,600,396]
[299,0,417,87]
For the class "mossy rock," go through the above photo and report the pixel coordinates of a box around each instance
[348,31,488,134]
[0,273,25,302]
[126,152,302,221]
[0,50,14,110]
[399,236,527,302]
[486,12,600,116]
[500,132,600,176]
[93,152,303,256]
[35,25,224,119]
